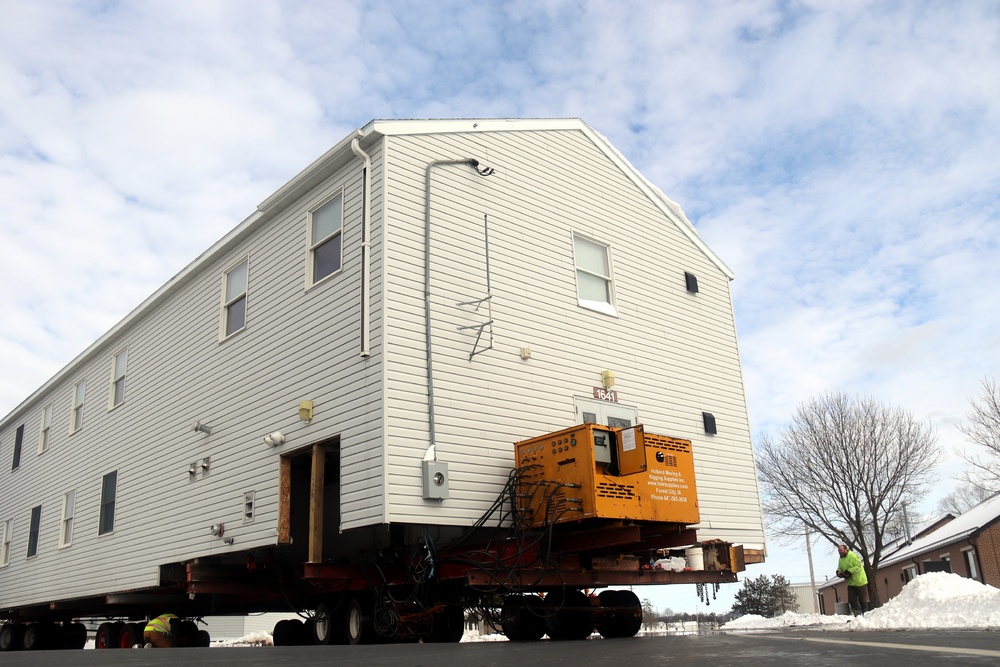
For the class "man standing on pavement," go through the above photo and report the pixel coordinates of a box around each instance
[836,543,870,615]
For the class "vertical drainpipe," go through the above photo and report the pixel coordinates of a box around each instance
[351,138,372,357]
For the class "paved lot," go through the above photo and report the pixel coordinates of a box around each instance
[1,630,999,666]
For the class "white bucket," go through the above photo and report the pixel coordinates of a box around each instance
[685,547,704,571]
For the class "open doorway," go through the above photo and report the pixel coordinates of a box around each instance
[278,438,340,564]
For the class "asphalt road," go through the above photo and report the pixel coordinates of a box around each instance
[1,630,999,666]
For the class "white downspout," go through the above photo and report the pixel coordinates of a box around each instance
[350,138,372,357]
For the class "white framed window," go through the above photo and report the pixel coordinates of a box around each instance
[26,505,41,558]
[60,490,76,548]
[11,424,24,471]
[38,403,52,454]
[98,470,117,535]
[308,192,344,286]
[963,548,979,580]
[1,519,12,567]
[902,565,917,583]
[572,234,617,316]
[222,257,249,338]
[243,491,255,524]
[109,347,128,408]
[70,380,86,433]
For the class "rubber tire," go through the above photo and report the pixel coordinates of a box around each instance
[610,590,642,638]
[426,604,465,643]
[174,620,198,647]
[272,619,293,647]
[22,623,50,651]
[96,622,119,649]
[66,622,88,650]
[313,601,346,645]
[345,597,376,645]
[500,595,546,641]
[118,622,142,648]
[284,619,305,645]
[196,630,211,647]
[0,623,24,651]
[543,589,594,641]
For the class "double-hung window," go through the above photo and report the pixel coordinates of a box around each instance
[60,490,76,548]
[309,193,344,285]
[222,258,249,338]
[0,519,12,567]
[26,505,41,558]
[71,380,86,433]
[11,424,24,471]
[572,234,617,316]
[39,404,52,454]
[110,348,128,408]
[99,471,118,535]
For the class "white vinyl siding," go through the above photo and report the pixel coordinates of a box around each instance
[380,128,762,547]
[222,257,249,338]
[109,347,128,409]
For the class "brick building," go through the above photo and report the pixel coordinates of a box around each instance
[818,493,1000,613]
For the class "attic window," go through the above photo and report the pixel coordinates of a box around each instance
[702,412,717,435]
[685,272,699,294]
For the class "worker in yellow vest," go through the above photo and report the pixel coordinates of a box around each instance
[143,613,179,648]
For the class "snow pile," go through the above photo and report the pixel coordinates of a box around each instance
[853,572,1000,630]
[722,573,1000,631]
[211,631,273,647]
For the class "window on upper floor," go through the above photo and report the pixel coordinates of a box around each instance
[222,257,249,338]
[0,519,12,567]
[26,505,41,558]
[60,489,76,548]
[11,424,24,471]
[109,347,128,409]
[70,380,86,434]
[308,192,344,286]
[38,404,52,454]
[572,234,617,316]
[99,470,117,535]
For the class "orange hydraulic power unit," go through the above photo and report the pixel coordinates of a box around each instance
[514,423,700,528]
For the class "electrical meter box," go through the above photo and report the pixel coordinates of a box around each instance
[514,423,700,528]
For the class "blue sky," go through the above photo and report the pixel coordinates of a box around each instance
[2,0,999,614]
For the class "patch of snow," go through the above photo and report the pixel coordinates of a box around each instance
[721,573,1000,631]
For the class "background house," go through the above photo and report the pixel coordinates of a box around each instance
[818,494,999,613]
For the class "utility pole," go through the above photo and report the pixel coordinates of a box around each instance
[805,527,819,613]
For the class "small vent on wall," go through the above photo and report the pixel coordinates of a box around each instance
[702,412,717,435]
[684,272,699,294]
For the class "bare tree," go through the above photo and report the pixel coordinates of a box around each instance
[755,391,941,606]
[958,378,1000,492]
[937,483,994,516]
